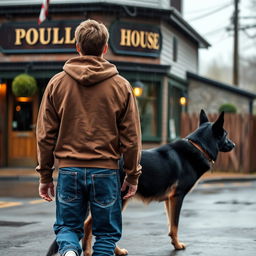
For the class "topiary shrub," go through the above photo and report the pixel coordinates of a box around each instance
[12,74,37,97]
[218,103,237,113]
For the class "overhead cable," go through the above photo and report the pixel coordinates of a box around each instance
[188,3,233,22]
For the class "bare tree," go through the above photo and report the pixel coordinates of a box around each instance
[240,57,256,92]
[205,60,232,85]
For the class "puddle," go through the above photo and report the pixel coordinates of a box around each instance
[0,220,38,227]
[215,200,255,205]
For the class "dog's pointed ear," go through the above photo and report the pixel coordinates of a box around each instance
[199,109,208,125]
[212,111,224,135]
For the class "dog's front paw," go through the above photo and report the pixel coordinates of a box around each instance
[172,241,186,250]
[114,246,128,255]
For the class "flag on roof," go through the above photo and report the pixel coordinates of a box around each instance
[38,0,50,25]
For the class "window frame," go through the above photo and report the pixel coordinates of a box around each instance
[120,72,163,142]
[168,74,187,141]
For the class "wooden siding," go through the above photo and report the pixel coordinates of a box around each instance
[181,113,256,173]
[160,22,198,79]
[0,0,171,9]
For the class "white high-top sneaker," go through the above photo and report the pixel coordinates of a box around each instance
[64,251,77,256]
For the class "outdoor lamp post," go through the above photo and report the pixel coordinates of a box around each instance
[133,80,144,97]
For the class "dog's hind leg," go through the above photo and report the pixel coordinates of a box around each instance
[165,195,186,250]
[82,215,93,256]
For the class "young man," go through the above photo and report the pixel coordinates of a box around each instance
[36,19,142,256]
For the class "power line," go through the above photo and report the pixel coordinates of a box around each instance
[240,16,256,19]
[240,24,256,30]
[227,24,256,31]
[188,3,233,22]
[203,26,230,36]
[242,29,256,39]
[186,2,232,15]
[212,32,233,45]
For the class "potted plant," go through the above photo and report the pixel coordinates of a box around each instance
[12,74,37,97]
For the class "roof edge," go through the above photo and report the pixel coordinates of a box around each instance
[187,72,256,99]
[169,8,210,49]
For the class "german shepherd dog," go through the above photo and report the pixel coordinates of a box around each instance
[47,110,235,256]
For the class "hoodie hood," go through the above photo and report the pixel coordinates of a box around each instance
[63,56,118,86]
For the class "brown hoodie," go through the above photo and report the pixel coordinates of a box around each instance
[36,56,142,185]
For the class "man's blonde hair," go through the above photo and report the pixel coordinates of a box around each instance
[75,19,109,56]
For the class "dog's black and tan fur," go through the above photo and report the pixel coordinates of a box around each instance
[47,110,235,256]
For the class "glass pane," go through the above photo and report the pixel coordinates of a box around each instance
[13,101,33,131]
[136,81,159,138]
[169,86,182,139]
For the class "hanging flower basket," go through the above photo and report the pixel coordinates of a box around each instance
[12,74,37,97]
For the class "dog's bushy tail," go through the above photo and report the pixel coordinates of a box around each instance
[46,239,58,256]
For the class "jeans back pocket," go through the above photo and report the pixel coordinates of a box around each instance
[92,172,118,207]
[58,169,78,203]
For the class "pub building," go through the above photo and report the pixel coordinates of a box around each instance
[1,0,253,169]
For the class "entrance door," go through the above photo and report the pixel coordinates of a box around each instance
[8,93,38,167]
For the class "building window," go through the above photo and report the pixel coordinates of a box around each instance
[173,36,178,62]
[12,99,33,131]
[168,80,187,140]
[135,80,161,140]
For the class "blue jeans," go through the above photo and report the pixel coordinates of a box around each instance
[53,167,122,256]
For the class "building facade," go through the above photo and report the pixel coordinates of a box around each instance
[0,0,254,168]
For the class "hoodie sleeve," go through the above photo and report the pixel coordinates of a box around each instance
[119,84,142,185]
[36,82,59,183]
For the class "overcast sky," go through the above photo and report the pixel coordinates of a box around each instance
[183,0,256,74]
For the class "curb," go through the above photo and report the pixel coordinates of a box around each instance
[0,176,39,182]
[199,176,256,184]
[0,176,57,182]
[1,175,256,184]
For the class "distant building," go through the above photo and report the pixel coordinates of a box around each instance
[0,0,255,168]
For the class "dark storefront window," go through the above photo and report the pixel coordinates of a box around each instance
[168,79,187,140]
[135,81,161,141]
[12,99,33,131]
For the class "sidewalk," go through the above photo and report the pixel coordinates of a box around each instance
[0,167,256,183]
[201,171,256,183]
[0,167,57,181]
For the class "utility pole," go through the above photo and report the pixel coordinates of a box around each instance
[233,0,240,86]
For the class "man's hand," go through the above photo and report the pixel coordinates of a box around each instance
[121,180,137,200]
[39,182,55,202]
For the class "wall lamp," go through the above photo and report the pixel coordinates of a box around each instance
[179,91,188,106]
[0,80,7,96]
[133,80,144,97]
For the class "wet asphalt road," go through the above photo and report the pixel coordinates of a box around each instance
[0,180,255,256]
